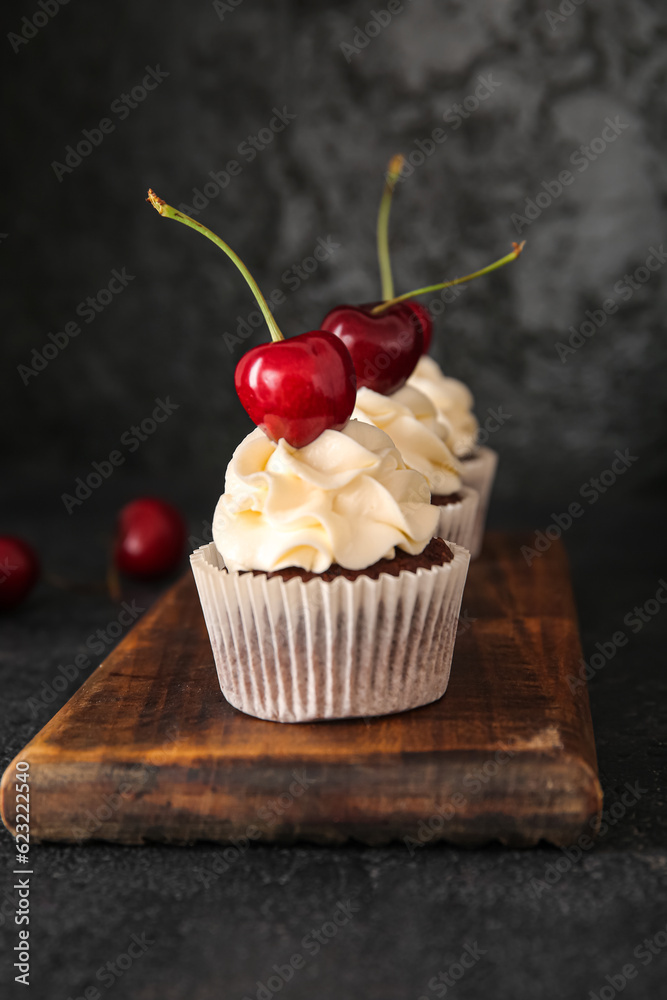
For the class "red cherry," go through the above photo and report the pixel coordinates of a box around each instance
[147,194,355,449]
[0,537,40,609]
[404,299,433,354]
[114,498,186,578]
[320,302,424,396]
[234,330,357,448]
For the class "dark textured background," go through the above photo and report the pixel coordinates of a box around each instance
[3,2,667,998]
[4,0,666,509]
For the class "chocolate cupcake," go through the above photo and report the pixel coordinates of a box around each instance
[146,188,472,723]
[191,419,470,723]
[351,384,479,552]
[408,355,498,558]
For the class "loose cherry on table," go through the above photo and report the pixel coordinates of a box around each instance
[0,536,40,609]
[114,497,186,578]
[148,190,357,449]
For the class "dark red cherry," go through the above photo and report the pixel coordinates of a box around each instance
[404,300,433,354]
[320,302,424,396]
[234,330,357,448]
[0,537,40,609]
[114,498,186,578]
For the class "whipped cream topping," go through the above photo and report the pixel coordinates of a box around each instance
[352,385,462,496]
[213,419,439,574]
[408,355,479,458]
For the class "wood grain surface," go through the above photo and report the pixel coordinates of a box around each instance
[1,533,602,847]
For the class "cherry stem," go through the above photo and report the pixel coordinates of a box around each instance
[370,241,526,315]
[376,154,405,302]
[147,190,285,343]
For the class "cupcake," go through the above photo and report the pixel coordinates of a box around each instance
[408,355,498,558]
[351,383,479,552]
[191,420,470,722]
[318,153,522,558]
[148,188,471,723]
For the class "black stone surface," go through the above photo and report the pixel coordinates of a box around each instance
[1,483,666,1000]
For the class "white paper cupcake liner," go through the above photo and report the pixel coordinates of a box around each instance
[459,447,498,558]
[434,486,479,555]
[190,541,471,723]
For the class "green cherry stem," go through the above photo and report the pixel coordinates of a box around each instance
[376,154,405,302]
[371,241,526,315]
[147,189,285,342]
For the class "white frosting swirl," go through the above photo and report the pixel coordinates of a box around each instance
[352,385,462,496]
[408,355,479,458]
[213,419,439,573]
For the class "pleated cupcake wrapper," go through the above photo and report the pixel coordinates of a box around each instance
[190,541,471,723]
[435,486,479,555]
[459,447,498,559]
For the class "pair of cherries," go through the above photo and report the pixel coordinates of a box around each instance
[233,154,436,445]
[148,168,523,449]
[235,300,428,448]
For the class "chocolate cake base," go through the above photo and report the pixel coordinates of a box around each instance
[431,491,464,506]
[244,536,453,584]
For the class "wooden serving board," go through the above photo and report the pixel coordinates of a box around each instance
[1,533,602,848]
